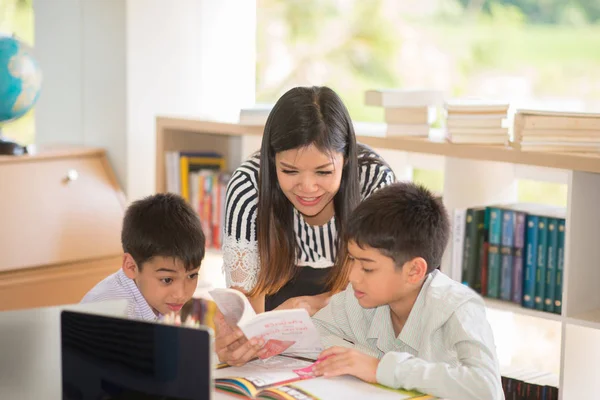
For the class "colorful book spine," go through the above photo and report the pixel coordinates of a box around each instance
[452,208,467,284]
[534,217,549,311]
[500,210,515,301]
[487,207,503,299]
[462,208,485,290]
[474,209,486,294]
[179,153,225,201]
[544,218,559,313]
[554,219,566,315]
[480,208,491,297]
[512,211,527,304]
[522,214,539,309]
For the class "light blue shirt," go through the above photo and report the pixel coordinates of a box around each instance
[312,270,504,400]
[81,269,159,321]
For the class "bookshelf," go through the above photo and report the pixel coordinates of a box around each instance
[156,116,600,399]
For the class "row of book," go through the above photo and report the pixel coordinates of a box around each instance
[165,151,230,249]
[501,368,559,400]
[453,204,565,314]
[363,88,600,152]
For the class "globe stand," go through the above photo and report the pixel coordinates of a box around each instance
[0,128,28,155]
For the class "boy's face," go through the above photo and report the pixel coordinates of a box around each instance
[346,241,425,309]
[122,254,200,316]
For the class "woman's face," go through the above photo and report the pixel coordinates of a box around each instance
[275,144,344,226]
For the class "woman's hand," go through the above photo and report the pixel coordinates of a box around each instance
[275,292,331,316]
[213,310,265,366]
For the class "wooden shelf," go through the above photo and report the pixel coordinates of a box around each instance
[155,115,600,398]
[0,146,106,164]
[484,298,563,323]
[156,117,600,174]
[566,309,600,330]
[157,116,264,137]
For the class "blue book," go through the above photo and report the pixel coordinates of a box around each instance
[486,207,503,299]
[534,217,549,311]
[544,218,559,313]
[500,210,515,301]
[511,212,527,304]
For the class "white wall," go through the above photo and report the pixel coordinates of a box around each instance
[34,0,256,201]
[33,0,127,190]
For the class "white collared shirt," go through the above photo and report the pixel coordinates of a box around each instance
[81,269,160,321]
[312,270,505,400]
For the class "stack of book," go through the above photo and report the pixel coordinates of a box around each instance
[365,89,444,138]
[513,109,600,152]
[453,204,565,314]
[501,368,559,400]
[444,99,510,145]
[164,151,230,250]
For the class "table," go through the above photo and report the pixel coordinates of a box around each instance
[0,302,424,399]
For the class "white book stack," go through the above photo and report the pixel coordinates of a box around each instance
[514,109,600,153]
[239,104,274,126]
[445,99,510,145]
[365,89,445,138]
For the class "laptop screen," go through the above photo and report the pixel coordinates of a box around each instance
[61,310,212,400]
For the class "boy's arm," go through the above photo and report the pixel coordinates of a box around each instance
[376,299,504,400]
[311,289,359,350]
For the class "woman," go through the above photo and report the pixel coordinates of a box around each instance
[222,86,395,316]
[217,86,395,365]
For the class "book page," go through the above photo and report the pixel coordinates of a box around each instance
[239,309,323,357]
[214,356,316,396]
[209,288,257,326]
[286,376,434,400]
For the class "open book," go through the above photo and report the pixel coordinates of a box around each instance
[209,288,322,359]
[214,356,434,399]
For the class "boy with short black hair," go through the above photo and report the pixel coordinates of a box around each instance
[81,193,206,321]
[312,182,504,400]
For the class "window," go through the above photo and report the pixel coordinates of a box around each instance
[0,0,34,146]
[256,0,595,204]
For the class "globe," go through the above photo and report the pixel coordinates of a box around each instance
[0,33,42,155]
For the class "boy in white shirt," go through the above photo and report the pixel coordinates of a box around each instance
[311,182,504,400]
[81,193,206,321]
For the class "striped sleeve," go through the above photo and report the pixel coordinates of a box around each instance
[359,159,395,200]
[221,157,261,292]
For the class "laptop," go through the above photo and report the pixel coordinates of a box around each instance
[0,300,129,400]
[61,310,213,400]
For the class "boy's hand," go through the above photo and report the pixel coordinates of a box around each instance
[312,347,379,383]
[214,311,264,366]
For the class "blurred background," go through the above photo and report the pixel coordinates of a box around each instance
[3,0,589,204]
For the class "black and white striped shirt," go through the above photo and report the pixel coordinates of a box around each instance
[222,147,395,291]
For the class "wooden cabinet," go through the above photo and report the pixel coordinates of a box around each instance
[0,147,126,311]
